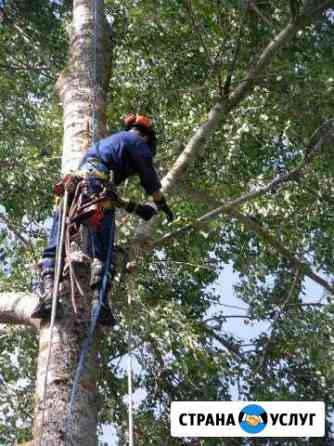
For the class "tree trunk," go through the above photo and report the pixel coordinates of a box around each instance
[57,0,112,175]
[32,1,112,444]
[33,279,99,446]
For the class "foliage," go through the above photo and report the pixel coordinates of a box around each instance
[0,0,334,445]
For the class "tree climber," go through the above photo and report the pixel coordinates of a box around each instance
[31,114,173,326]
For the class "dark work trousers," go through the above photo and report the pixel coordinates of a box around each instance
[41,177,115,299]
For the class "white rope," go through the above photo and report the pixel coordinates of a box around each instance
[127,280,134,446]
[39,191,69,446]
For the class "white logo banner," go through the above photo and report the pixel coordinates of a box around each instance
[171,401,325,437]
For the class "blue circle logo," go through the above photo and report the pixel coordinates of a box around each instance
[239,404,268,434]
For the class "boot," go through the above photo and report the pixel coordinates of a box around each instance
[91,290,117,328]
[95,301,117,327]
[31,274,55,319]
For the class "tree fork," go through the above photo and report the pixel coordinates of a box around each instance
[33,1,112,444]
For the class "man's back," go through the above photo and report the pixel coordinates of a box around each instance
[80,130,161,194]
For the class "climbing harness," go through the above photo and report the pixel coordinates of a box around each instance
[54,175,124,312]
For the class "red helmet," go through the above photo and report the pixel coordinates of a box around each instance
[123,113,157,156]
[123,114,152,129]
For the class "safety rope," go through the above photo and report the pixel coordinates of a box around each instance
[65,180,88,313]
[39,191,69,446]
[64,210,115,445]
[127,275,134,446]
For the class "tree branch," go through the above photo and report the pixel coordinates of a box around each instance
[248,0,275,28]
[289,0,300,22]
[0,292,39,329]
[161,14,303,194]
[255,268,302,370]
[182,0,214,68]
[0,323,36,336]
[200,323,248,364]
[154,153,312,245]
[221,3,245,97]
[133,3,331,244]
[226,210,333,293]
[0,212,37,261]
[148,119,334,293]
[174,183,333,294]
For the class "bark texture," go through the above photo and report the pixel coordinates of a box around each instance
[56,0,112,174]
[33,271,99,446]
[32,1,113,444]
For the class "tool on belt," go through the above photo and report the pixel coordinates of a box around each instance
[53,172,174,228]
[53,174,126,229]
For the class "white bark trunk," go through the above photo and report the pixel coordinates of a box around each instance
[57,0,112,174]
[32,1,112,444]
[33,276,99,445]
[0,0,112,442]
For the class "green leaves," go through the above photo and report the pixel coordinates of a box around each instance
[1,0,334,444]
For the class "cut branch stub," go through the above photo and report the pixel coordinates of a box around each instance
[0,292,39,328]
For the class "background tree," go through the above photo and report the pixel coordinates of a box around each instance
[0,0,333,445]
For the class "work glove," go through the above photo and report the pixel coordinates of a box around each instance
[103,184,127,208]
[125,201,157,221]
[135,204,158,221]
[154,195,174,222]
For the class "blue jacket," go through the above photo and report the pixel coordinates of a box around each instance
[79,131,161,195]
